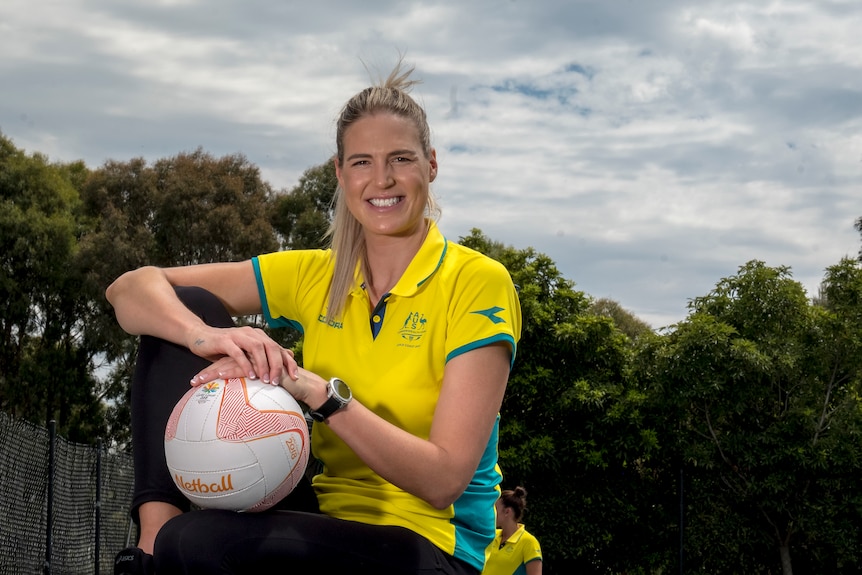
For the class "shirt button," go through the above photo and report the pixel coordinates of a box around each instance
[373,315,381,323]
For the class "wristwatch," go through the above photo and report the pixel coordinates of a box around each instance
[309,377,352,422]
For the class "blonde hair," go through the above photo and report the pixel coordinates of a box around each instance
[324,60,441,321]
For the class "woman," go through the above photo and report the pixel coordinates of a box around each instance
[107,61,521,575]
[483,487,543,575]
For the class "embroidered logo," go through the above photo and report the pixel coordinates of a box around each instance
[317,314,344,329]
[471,306,506,324]
[399,312,427,342]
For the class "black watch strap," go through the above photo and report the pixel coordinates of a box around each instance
[309,378,351,422]
[309,395,342,422]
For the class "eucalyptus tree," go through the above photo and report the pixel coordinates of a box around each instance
[460,229,668,574]
[270,159,337,250]
[589,297,653,339]
[855,216,862,259]
[0,132,104,441]
[638,260,862,574]
[78,149,280,446]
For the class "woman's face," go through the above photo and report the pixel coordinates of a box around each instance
[495,499,507,528]
[335,112,437,240]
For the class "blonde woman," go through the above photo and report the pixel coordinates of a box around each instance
[108,61,521,575]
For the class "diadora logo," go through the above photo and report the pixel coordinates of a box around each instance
[471,306,506,325]
[317,314,344,329]
[399,312,427,342]
[175,474,235,493]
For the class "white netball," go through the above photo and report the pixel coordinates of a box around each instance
[164,377,310,512]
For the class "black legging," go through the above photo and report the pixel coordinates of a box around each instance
[130,286,477,575]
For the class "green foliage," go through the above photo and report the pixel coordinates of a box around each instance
[0,132,107,442]
[461,228,670,574]
[3,129,862,573]
[149,149,279,265]
[271,160,337,250]
[641,260,862,574]
[76,149,285,446]
[590,297,653,340]
[855,216,862,260]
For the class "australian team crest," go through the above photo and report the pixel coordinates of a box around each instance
[399,312,427,342]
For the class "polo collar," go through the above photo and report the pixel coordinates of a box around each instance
[350,220,447,298]
[505,524,527,544]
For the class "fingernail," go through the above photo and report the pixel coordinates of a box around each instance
[271,376,280,387]
[262,374,270,384]
[248,372,257,380]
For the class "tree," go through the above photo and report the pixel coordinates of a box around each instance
[149,149,278,265]
[639,260,862,574]
[271,160,337,250]
[460,229,668,574]
[77,150,282,447]
[589,297,653,339]
[0,132,105,442]
[855,216,862,260]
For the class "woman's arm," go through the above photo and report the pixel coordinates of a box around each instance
[106,262,297,385]
[280,342,511,509]
[526,558,543,575]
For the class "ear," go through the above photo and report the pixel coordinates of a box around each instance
[333,155,343,183]
[428,148,438,183]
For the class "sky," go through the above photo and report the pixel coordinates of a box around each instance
[2,0,860,328]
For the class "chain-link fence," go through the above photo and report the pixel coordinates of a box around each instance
[0,411,134,575]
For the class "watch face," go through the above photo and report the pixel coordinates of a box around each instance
[332,378,352,401]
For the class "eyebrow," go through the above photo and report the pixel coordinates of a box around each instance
[388,149,419,157]
[345,149,419,162]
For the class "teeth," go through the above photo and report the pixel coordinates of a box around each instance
[369,197,400,207]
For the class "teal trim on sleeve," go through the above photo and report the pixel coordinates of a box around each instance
[251,256,304,333]
[446,334,517,369]
[251,257,272,323]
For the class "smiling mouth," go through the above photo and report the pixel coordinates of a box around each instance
[368,197,402,208]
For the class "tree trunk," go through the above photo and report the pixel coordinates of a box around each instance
[779,544,793,575]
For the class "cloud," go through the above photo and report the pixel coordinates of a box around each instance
[1,0,860,329]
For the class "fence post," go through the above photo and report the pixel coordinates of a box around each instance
[95,438,103,575]
[679,464,684,575]
[44,419,56,575]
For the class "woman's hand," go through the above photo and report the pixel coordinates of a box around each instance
[187,324,298,387]
[192,354,328,412]
[279,367,329,408]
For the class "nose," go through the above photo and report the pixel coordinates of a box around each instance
[375,163,395,188]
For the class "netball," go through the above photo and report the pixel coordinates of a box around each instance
[164,377,310,512]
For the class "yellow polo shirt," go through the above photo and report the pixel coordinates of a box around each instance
[252,220,521,571]
[483,524,543,575]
